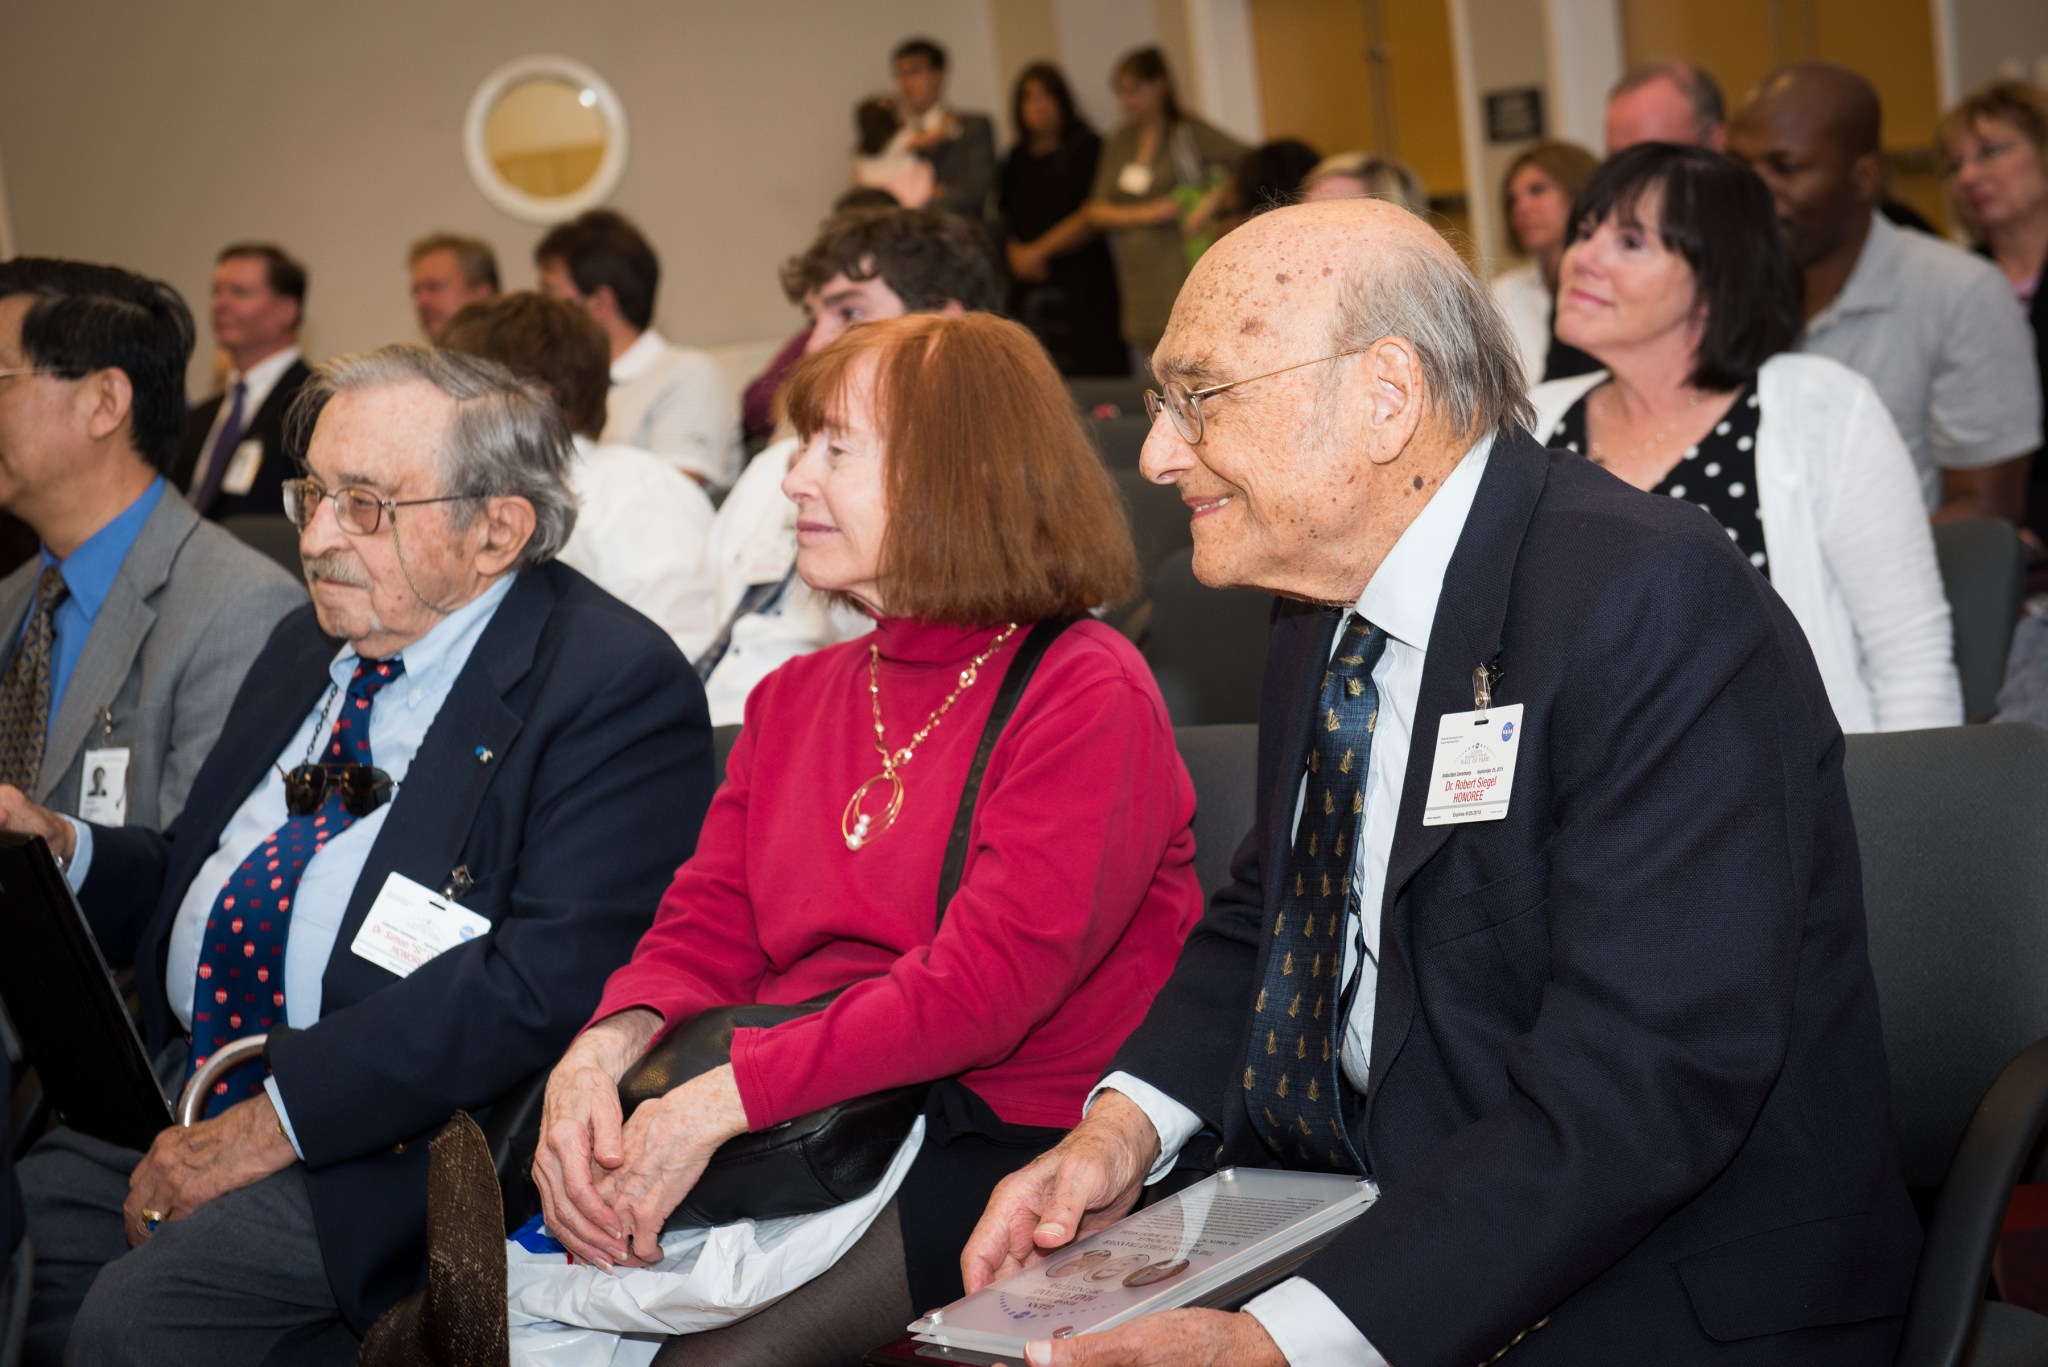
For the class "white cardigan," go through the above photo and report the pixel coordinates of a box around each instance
[1528,354,1963,733]
[1491,262,1551,389]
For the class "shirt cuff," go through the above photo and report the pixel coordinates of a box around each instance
[61,816,92,891]
[263,1075,305,1160]
[1243,1277,1388,1367]
[1089,1071,1204,1185]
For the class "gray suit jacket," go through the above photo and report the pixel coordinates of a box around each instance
[0,490,303,827]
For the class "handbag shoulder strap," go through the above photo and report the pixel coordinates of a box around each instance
[935,616,1079,922]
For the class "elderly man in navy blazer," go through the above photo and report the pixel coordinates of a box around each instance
[3,345,713,1365]
[963,199,1920,1365]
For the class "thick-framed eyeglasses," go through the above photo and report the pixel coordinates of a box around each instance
[1144,348,1374,446]
[281,478,476,536]
[280,762,395,818]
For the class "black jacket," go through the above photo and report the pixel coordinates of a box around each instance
[170,357,313,522]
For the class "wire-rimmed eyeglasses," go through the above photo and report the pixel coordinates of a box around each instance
[1144,347,1374,446]
[281,477,477,536]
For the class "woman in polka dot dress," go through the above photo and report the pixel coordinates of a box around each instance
[1527,143,1962,734]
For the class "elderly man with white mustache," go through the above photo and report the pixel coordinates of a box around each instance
[2,344,714,1367]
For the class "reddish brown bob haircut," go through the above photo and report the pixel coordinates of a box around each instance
[780,313,1138,625]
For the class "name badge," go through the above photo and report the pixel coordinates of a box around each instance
[1117,161,1154,196]
[1422,703,1523,826]
[221,439,264,496]
[350,871,492,978]
[78,747,131,825]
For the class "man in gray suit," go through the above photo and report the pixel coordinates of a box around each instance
[0,258,301,830]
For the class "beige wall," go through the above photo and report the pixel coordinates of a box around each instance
[0,0,1003,391]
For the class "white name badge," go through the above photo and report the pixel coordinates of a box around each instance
[221,439,264,496]
[350,871,492,978]
[78,747,131,825]
[1422,703,1523,826]
[1117,161,1154,196]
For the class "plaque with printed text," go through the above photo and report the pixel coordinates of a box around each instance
[890,1169,1376,1361]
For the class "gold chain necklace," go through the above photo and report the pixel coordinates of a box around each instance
[1587,386,1702,470]
[842,624,1020,851]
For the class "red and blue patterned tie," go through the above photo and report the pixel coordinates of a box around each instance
[186,656,404,1116]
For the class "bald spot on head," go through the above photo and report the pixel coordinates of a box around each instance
[1154,197,1460,389]
[1739,61,1881,160]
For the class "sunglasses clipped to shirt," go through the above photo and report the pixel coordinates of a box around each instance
[279,763,396,818]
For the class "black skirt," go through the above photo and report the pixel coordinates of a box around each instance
[893,1079,1066,1313]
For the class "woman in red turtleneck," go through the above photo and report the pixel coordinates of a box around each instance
[531,312,1204,1364]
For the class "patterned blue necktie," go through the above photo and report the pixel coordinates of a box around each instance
[1245,612,1387,1173]
[186,656,404,1115]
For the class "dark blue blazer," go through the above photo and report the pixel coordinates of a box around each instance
[78,561,714,1333]
[1111,429,1921,1365]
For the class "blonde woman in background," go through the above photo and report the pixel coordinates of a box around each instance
[1490,140,1600,386]
[1299,150,1427,212]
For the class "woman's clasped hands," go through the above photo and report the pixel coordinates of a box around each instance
[531,1007,751,1270]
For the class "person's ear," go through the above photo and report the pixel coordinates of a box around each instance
[1850,151,1886,207]
[79,368,136,448]
[938,300,966,318]
[470,495,537,577]
[588,285,623,327]
[1359,338,1426,467]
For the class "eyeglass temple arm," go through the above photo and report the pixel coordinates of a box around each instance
[1190,347,1375,400]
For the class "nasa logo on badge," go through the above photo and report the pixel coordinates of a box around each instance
[1501,719,1515,744]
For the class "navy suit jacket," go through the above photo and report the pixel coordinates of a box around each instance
[78,562,714,1332]
[169,358,312,522]
[1111,429,1921,1366]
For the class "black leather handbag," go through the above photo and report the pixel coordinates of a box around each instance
[619,617,1075,1231]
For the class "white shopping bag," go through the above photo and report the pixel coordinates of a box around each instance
[507,1117,924,1367]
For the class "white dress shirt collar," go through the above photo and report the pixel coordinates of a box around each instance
[326,570,517,701]
[1354,430,1496,648]
[610,329,670,385]
[230,344,302,416]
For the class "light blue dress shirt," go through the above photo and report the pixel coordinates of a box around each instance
[67,573,515,1149]
[12,477,165,733]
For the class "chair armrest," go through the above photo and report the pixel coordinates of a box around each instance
[1898,1034,2048,1367]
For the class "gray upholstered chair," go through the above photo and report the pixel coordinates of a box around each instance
[1173,724,1258,902]
[1931,519,2025,724]
[1842,724,2048,1365]
[1142,548,1271,726]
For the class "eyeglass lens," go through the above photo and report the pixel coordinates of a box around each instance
[284,481,384,535]
[283,763,394,818]
[1143,382,1203,445]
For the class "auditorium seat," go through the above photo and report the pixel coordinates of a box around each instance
[219,513,303,577]
[1085,415,1152,468]
[1931,519,2026,724]
[1067,377,1148,421]
[1843,723,2048,1365]
[712,724,741,779]
[1173,724,1256,901]
[1142,548,1271,726]
[1112,468,1194,580]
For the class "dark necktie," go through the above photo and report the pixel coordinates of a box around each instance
[186,656,405,1115]
[190,379,247,513]
[693,563,796,680]
[1245,612,1387,1174]
[0,564,69,792]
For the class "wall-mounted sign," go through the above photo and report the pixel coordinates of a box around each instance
[1484,88,1546,144]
